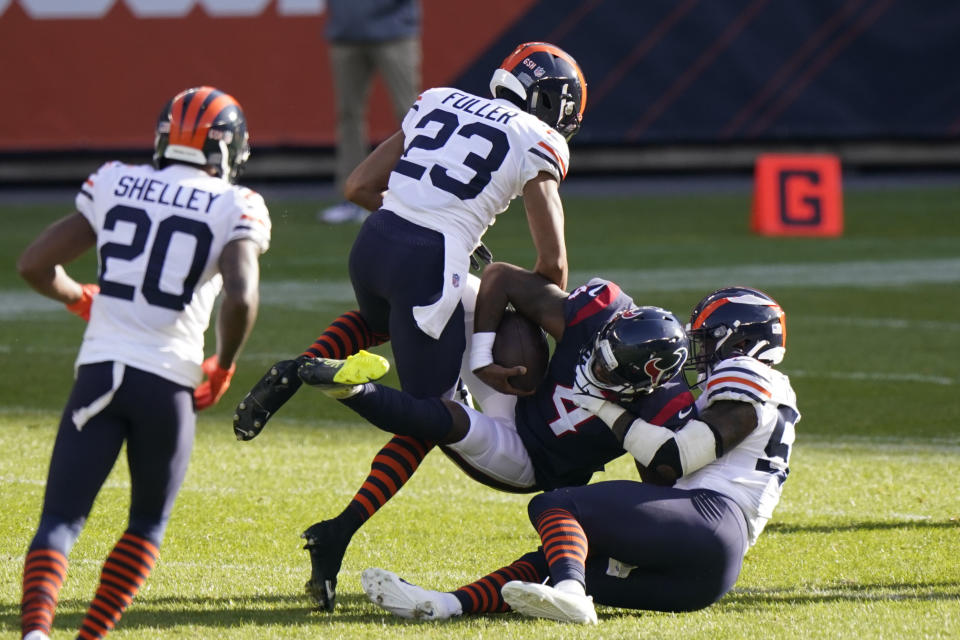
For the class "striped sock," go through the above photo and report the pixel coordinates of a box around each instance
[336,435,435,531]
[76,532,158,640]
[301,312,422,532]
[534,508,588,586]
[301,310,388,359]
[21,548,68,637]
[453,552,547,613]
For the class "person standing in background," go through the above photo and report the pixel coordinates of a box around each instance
[318,0,421,224]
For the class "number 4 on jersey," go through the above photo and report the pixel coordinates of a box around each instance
[547,384,594,436]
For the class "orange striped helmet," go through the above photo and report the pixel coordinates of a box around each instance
[153,86,250,183]
[686,287,786,374]
[490,42,587,140]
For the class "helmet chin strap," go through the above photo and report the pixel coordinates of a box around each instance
[560,83,574,118]
[746,340,769,359]
[217,139,231,182]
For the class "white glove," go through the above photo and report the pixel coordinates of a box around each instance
[572,362,629,429]
[572,362,608,413]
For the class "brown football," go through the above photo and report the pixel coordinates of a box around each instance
[492,308,550,393]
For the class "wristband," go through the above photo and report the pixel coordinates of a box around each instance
[673,419,719,474]
[594,401,628,429]
[623,417,718,476]
[622,418,673,466]
[470,331,497,371]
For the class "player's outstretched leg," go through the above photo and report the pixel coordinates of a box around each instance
[233,356,308,441]
[233,310,388,441]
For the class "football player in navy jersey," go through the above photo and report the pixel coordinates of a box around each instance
[232,41,587,610]
[295,262,695,597]
[16,87,270,640]
[360,287,799,624]
[300,262,693,490]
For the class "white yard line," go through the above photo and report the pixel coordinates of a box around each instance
[785,369,955,385]
[802,316,960,331]
[2,257,959,319]
[572,257,960,292]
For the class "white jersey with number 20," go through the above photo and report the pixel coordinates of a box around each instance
[74,162,271,387]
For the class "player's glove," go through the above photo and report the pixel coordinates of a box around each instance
[469,242,493,271]
[194,355,236,411]
[571,361,629,438]
[65,283,100,322]
[571,361,610,413]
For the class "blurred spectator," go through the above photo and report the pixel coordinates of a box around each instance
[319,0,421,224]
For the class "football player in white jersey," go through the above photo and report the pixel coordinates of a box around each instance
[359,287,799,625]
[16,86,270,640]
[230,41,586,611]
[343,40,585,399]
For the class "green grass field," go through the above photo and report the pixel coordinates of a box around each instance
[2,179,959,639]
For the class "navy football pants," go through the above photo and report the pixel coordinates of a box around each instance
[529,480,749,612]
[30,362,195,554]
[348,210,465,399]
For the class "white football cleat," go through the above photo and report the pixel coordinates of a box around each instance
[361,567,455,621]
[501,580,598,625]
[23,631,51,640]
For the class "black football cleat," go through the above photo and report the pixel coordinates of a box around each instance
[232,356,308,441]
[302,519,353,612]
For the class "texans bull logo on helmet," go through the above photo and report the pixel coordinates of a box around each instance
[642,347,689,388]
[589,306,690,396]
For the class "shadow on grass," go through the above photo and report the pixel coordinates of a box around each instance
[5,580,958,633]
[722,579,960,610]
[1,592,526,633]
[1,592,347,633]
[765,519,959,534]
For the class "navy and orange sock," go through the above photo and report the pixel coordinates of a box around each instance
[21,548,68,637]
[302,314,431,534]
[334,435,435,534]
[301,310,387,360]
[534,508,588,586]
[76,531,158,640]
[453,551,547,613]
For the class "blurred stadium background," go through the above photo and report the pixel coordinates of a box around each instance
[2,0,959,184]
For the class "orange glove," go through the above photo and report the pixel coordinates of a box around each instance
[194,355,237,411]
[65,283,100,322]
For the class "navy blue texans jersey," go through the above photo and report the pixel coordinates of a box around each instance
[515,279,696,489]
